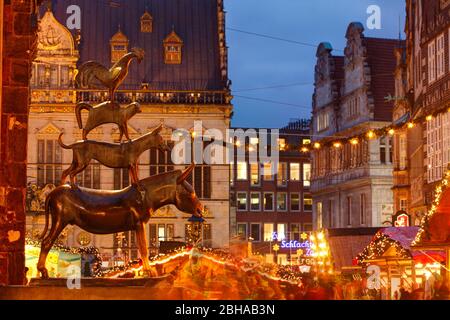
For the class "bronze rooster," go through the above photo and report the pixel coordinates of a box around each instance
[75,47,145,101]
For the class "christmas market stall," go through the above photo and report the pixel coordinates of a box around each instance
[356,226,446,299]
[412,166,450,292]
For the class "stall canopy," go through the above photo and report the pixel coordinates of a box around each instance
[326,228,379,271]
[357,227,446,265]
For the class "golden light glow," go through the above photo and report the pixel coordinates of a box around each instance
[426,115,433,121]
[333,142,342,148]
[388,129,395,136]
[313,142,321,149]
[350,138,359,145]
[407,122,414,129]
[301,147,309,153]
[367,131,375,139]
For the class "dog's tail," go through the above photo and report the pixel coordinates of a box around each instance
[75,103,91,129]
[58,133,73,149]
[38,193,52,240]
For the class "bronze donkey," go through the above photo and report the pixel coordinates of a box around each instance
[75,101,142,141]
[37,164,203,279]
[59,124,170,186]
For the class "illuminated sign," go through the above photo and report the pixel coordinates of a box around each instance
[392,211,411,227]
[280,240,313,256]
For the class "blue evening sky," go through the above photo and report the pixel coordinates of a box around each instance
[226,0,405,128]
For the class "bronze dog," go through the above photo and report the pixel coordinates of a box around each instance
[59,124,170,186]
[75,101,142,141]
[37,164,203,279]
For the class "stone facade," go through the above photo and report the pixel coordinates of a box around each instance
[0,0,42,286]
[392,0,450,223]
[311,23,400,230]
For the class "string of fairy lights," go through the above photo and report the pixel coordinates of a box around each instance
[356,232,411,265]
[413,165,450,246]
[297,103,450,153]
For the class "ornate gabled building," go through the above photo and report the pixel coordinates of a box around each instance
[27,0,232,264]
[392,0,450,224]
[311,22,402,230]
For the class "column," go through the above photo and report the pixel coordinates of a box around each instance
[0,0,40,285]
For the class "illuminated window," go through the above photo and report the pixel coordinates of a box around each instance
[250,163,260,185]
[263,223,274,241]
[278,138,286,151]
[250,192,260,211]
[290,163,300,181]
[264,192,274,211]
[290,193,300,211]
[277,192,287,211]
[236,162,247,180]
[110,27,129,63]
[302,139,311,145]
[263,162,273,181]
[237,192,247,211]
[277,162,288,186]
[277,224,287,241]
[303,194,312,211]
[303,163,311,187]
[163,30,183,64]
[140,11,153,33]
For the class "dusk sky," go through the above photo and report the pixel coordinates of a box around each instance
[226,0,406,128]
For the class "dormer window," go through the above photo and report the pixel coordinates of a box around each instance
[110,27,129,63]
[140,11,153,33]
[163,30,183,64]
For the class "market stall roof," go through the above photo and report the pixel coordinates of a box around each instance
[326,228,379,271]
[357,227,446,265]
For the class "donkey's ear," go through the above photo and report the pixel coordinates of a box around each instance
[177,163,195,184]
[151,124,163,135]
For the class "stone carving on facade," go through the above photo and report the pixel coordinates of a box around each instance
[36,9,78,57]
[344,22,365,69]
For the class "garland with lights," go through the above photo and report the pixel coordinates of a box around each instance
[298,104,450,153]
[25,238,103,277]
[412,165,450,246]
[356,232,411,265]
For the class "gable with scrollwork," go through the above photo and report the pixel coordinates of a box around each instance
[37,10,78,59]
